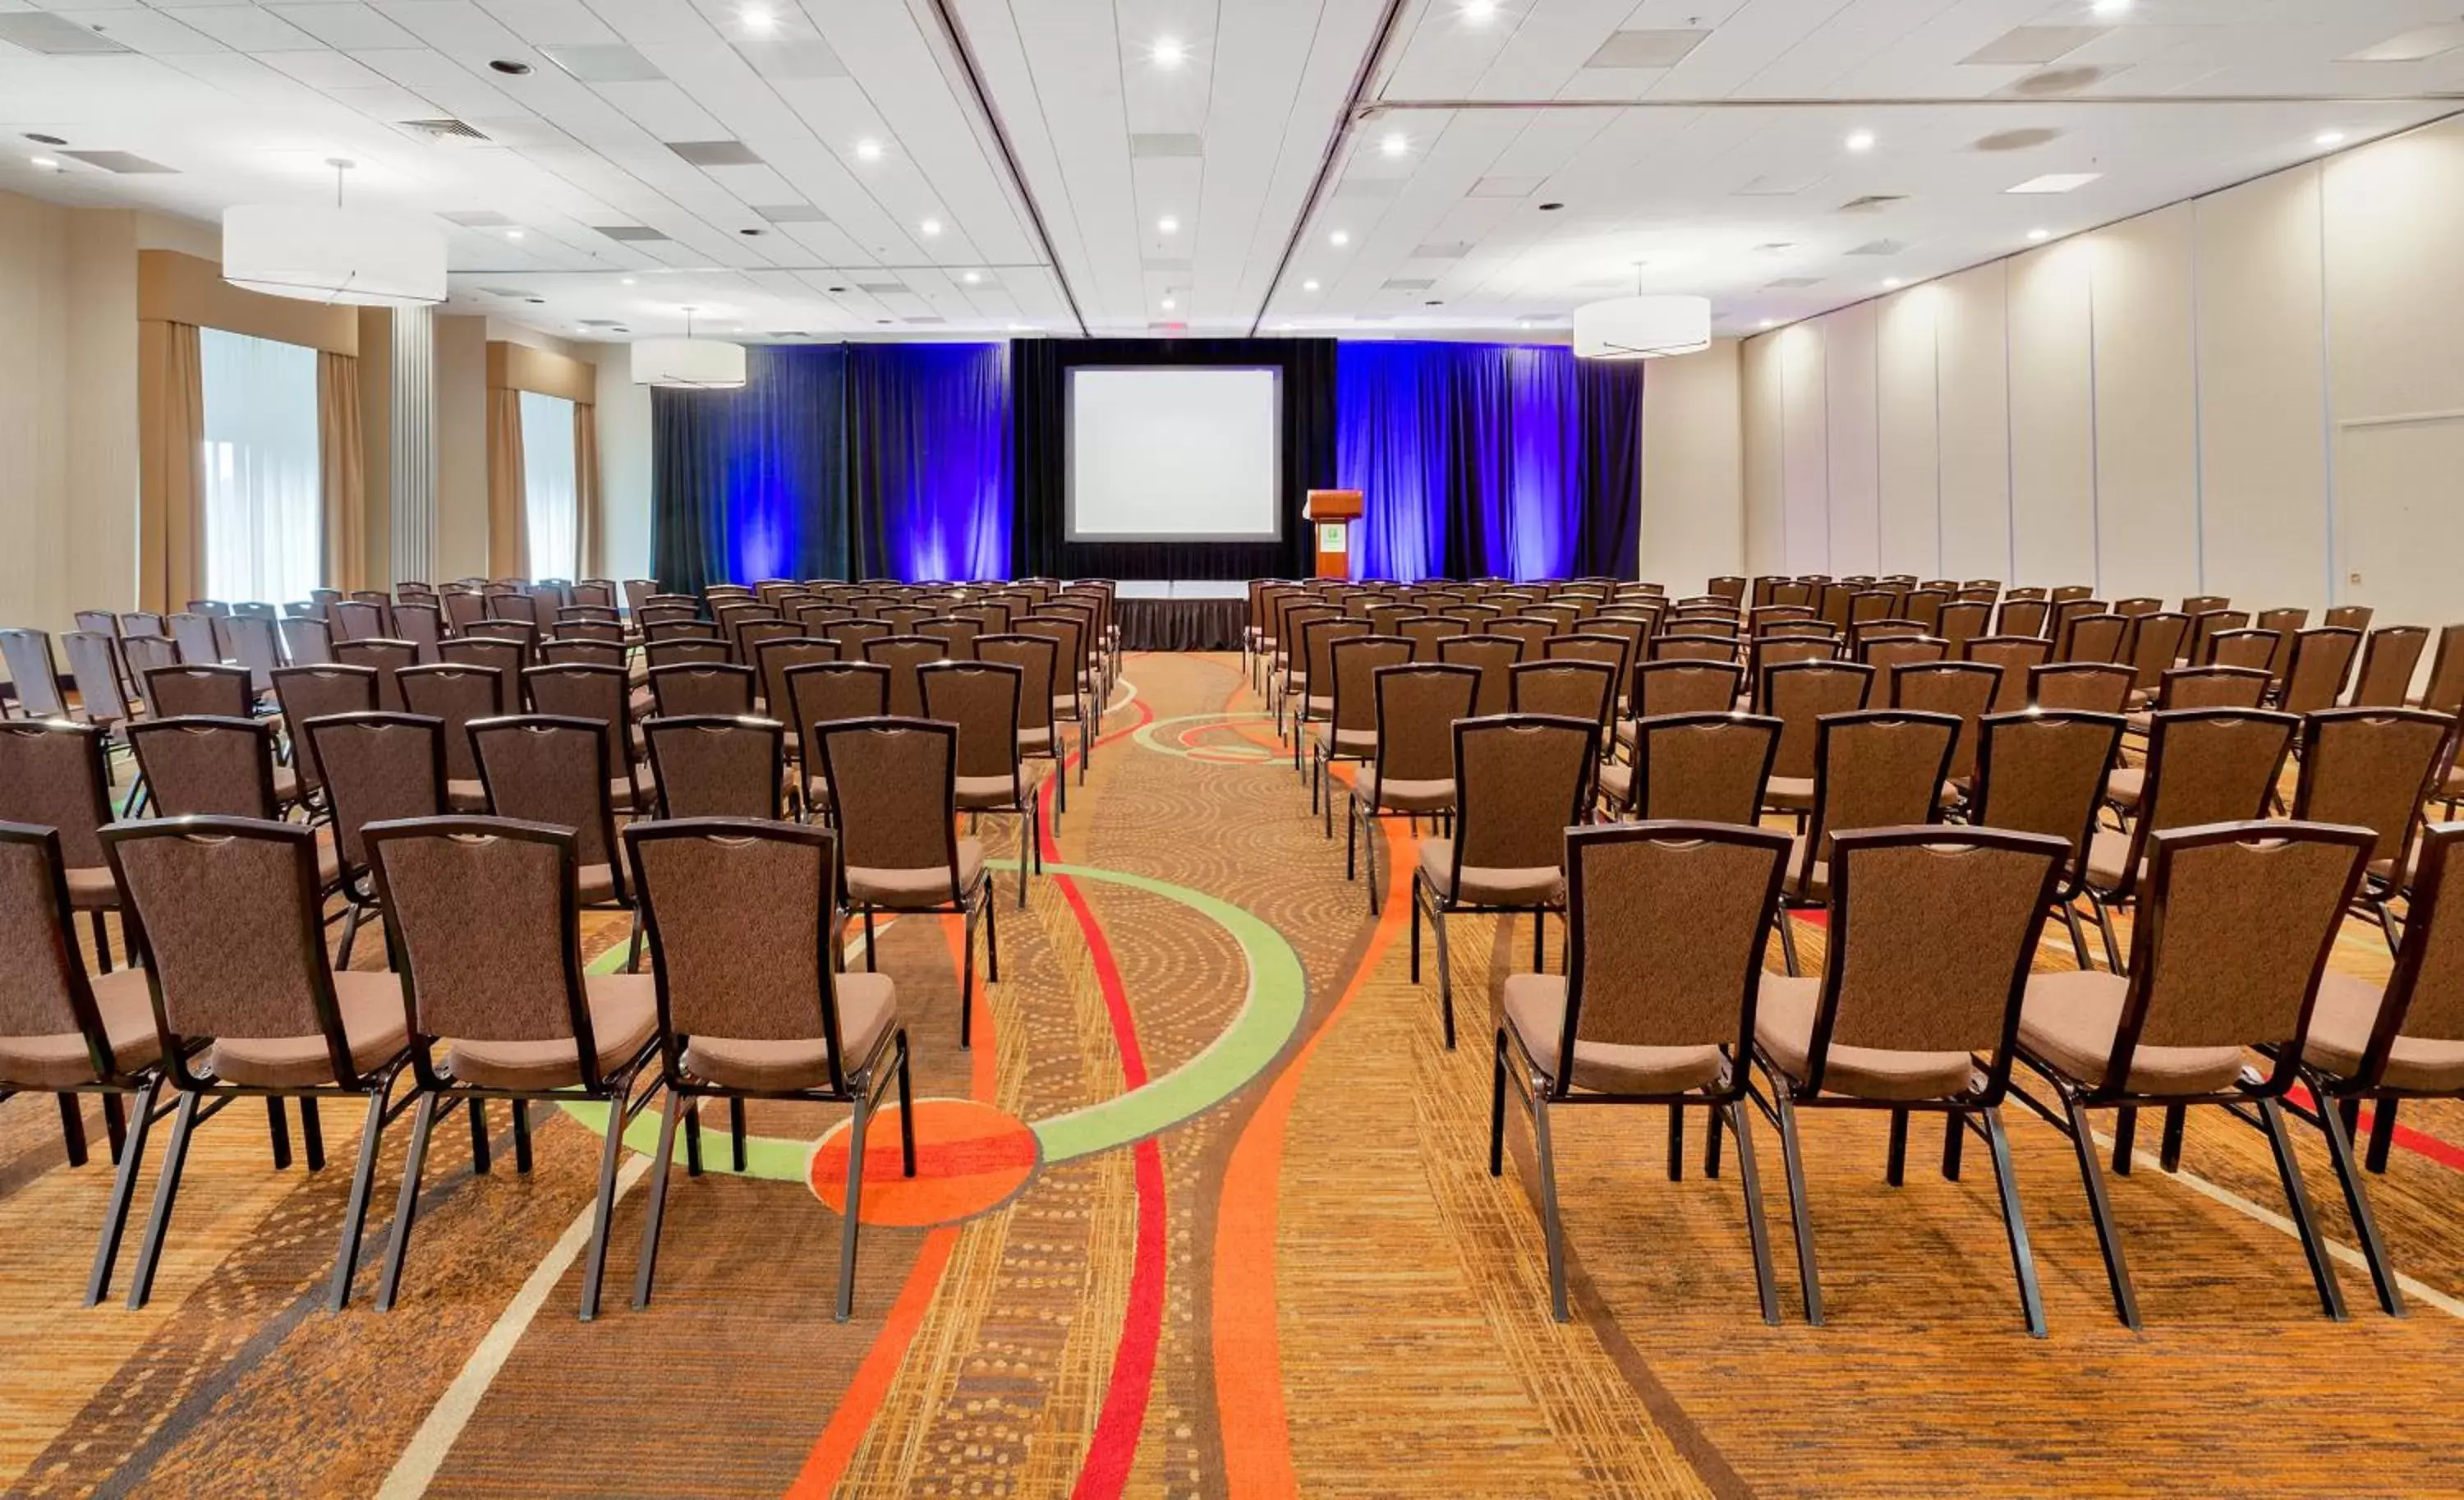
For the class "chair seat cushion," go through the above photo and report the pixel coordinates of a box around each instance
[1311,725,1376,756]
[2301,970,2464,1092]
[0,968,159,1088]
[1780,833,1829,902]
[64,864,119,911]
[2105,766,2144,809]
[2016,969,2248,1095]
[848,838,986,908]
[2084,828,2145,892]
[446,973,657,1091]
[447,777,488,812]
[1417,838,1561,905]
[1503,973,1723,1095]
[682,973,899,1092]
[1754,975,1979,1102]
[209,971,410,1088]
[957,767,1045,809]
[1020,725,1054,752]
[315,826,342,888]
[1356,771,1454,814]
[1597,762,1632,808]
[272,764,299,803]
[1763,775,1814,812]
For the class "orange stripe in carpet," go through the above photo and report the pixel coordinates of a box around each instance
[1210,804,1411,1499]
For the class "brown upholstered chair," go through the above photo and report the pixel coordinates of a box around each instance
[1753,826,2068,1334]
[2056,611,2126,665]
[101,817,415,1310]
[398,662,505,812]
[2326,605,2374,633]
[524,661,650,813]
[1437,633,1519,718]
[755,635,839,720]
[922,660,1047,907]
[1411,715,1596,1049]
[623,817,912,1319]
[0,720,124,970]
[1888,660,1999,793]
[2112,596,2161,619]
[785,660,890,820]
[2292,707,2451,952]
[1313,635,1411,828]
[2109,666,2273,811]
[1775,711,1960,974]
[977,633,1069,818]
[2203,627,2279,673]
[1398,614,1468,662]
[1996,596,2050,637]
[2411,623,2464,716]
[1968,709,2127,969]
[2028,661,2135,715]
[364,816,660,1319]
[1347,663,1477,907]
[1747,635,1840,707]
[1600,712,1778,826]
[2186,610,2249,665]
[1509,659,1616,743]
[144,662,253,719]
[301,711,447,966]
[2015,821,2374,1327]
[61,630,138,742]
[1629,659,1745,729]
[272,664,378,811]
[2078,708,2298,971]
[1963,635,2053,713]
[643,715,788,821]
[650,661,757,719]
[2255,607,2309,680]
[1018,614,1097,784]
[2350,626,2430,708]
[334,639,416,711]
[815,717,998,1047]
[2280,627,2363,715]
[441,632,528,679]
[126,715,319,860]
[1652,632,1740,664]
[1757,660,1873,815]
[470,714,642,969]
[2118,613,2192,699]
[1493,821,1792,1323]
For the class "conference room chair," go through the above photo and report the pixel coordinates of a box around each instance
[525,662,651,814]
[1491,820,1790,1323]
[1934,600,1991,656]
[786,661,890,820]
[363,815,659,1321]
[1599,711,1778,826]
[1452,602,1503,635]
[2256,608,2310,681]
[334,637,416,711]
[2121,663,2272,740]
[1996,597,2051,637]
[2111,596,2161,619]
[1754,621,1838,648]
[2118,613,2192,698]
[143,662,254,720]
[650,661,757,720]
[60,631,138,745]
[796,602,857,637]
[918,618,981,660]
[1435,633,1518,719]
[922,660,1047,907]
[646,637,729,683]
[2350,625,2430,708]
[1397,614,1468,662]
[571,581,619,610]
[2016,821,2372,1328]
[1365,604,1419,636]
[876,604,933,635]
[1542,633,1634,713]
[552,617,624,646]
[439,590,489,637]
[1345,663,1475,906]
[398,663,504,812]
[1750,605,1817,633]
[1021,614,1102,781]
[1486,618,1554,665]
[1753,825,2067,1334]
[863,633,949,722]
[2326,605,2375,634]
[440,633,527,683]
[1312,635,1409,826]
[1653,633,1741,666]
[1814,584,1854,631]
[2078,707,2298,972]
[953,602,1010,637]
[100,816,414,1312]
[815,717,999,1049]
[126,715,308,833]
[1773,711,1960,977]
[621,817,911,1320]
[301,712,447,968]
[2056,610,2126,665]
[1276,612,1353,761]
[1859,634,1947,679]
[1757,659,1873,817]
[540,638,625,675]
[645,617,719,645]
[2204,626,2280,672]
[2291,706,2451,953]
[1705,575,1747,604]
[1624,661,1747,749]
[753,635,838,723]
[1968,709,2126,968]
[2409,623,2464,716]
[643,715,788,821]
[1899,589,1948,633]
[391,602,445,664]
[222,615,284,696]
[2029,662,2135,715]
[159,612,220,668]
[471,714,644,971]
[977,633,1068,819]
[1411,714,1597,1050]
[1510,660,1617,750]
[731,618,798,675]
[2186,609,2250,665]
[1887,660,1999,800]
[332,599,388,642]
[2279,627,2365,717]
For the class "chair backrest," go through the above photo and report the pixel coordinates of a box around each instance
[2120,612,2191,689]
[1394,614,1465,664]
[1449,715,1596,885]
[302,712,445,874]
[2116,709,2301,888]
[2360,823,2464,1060]
[860,635,948,720]
[975,633,1057,737]
[0,720,114,869]
[2351,625,2430,707]
[0,821,120,1075]
[2203,627,2279,673]
[1436,634,1519,717]
[1971,711,2125,896]
[1549,821,1789,1098]
[922,660,1025,788]
[1804,711,1958,872]
[1368,664,1477,788]
[144,662,253,719]
[103,817,366,1079]
[440,633,526,679]
[2056,610,2126,665]
[1961,635,2051,713]
[1760,660,1873,780]
[61,630,133,725]
[1508,659,1615,731]
[2416,623,2464,717]
[128,716,280,819]
[626,819,857,1088]
[278,614,335,666]
[755,637,839,718]
[2104,822,2372,1084]
[816,718,962,895]
[2326,605,2374,633]
[1628,712,1779,825]
[332,599,388,643]
[2112,596,2162,619]
[650,662,756,719]
[334,638,416,710]
[1327,636,1413,735]
[167,612,222,665]
[1941,602,1994,656]
[1800,827,2066,1097]
[471,715,624,892]
[1861,634,1948,678]
[643,716,785,821]
[522,662,635,780]
[539,638,624,670]
[2153,665,2270,712]
[398,664,505,784]
[368,817,603,1079]
[2279,626,2362,714]
[222,614,283,692]
[917,618,981,660]
[1749,636,1840,697]
[2255,608,2309,679]
[2186,609,2249,665]
[1995,597,2049,637]
[2292,707,2451,871]
[786,661,892,752]
[1887,660,1999,781]
[1632,660,1742,720]
[393,602,445,660]
[2028,661,2134,715]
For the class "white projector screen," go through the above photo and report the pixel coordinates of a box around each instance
[1067,366,1281,541]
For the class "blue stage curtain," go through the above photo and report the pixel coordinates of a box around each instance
[1335,342,1642,582]
[650,344,848,593]
[847,343,1012,582]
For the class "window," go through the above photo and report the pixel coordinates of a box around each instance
[200,328,322,605]
[520,389,578,579]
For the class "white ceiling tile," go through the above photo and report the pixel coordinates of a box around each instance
[266,2,423,48]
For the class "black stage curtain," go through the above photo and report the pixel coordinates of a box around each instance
[651,345,848,596]
[1574,357,1644,580]
[1116,597,1249,651]
[1011,338,1336,582]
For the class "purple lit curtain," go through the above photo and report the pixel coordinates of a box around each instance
[847,343,1012,582]
[1335,341,1642,582]
[651,344,848,594]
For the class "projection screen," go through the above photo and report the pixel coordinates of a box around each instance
[1065,366,1282,542]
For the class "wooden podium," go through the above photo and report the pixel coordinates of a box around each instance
[1304,489,1364,580]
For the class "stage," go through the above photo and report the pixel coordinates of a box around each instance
[1115,581,1248,651]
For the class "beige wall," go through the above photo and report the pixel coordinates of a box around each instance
[1740,112,2464,633]
[434,314,490,580]
[1639,339,1742,589]
[594,347,654,584]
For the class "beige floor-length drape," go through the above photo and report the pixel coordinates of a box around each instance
[485,386,528,581]
[137,320,206,613]
[575,400,601,578]
[319,352,366,595]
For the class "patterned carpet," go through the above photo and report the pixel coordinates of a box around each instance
[7,651,2464,1497]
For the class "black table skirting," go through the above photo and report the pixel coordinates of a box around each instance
[1118,598,1248,651]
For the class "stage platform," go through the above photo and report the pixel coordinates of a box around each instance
[1115,581,1247,651]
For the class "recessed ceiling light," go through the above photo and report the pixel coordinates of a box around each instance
[741,7,776,33]
[30,156,58,170]
[2007,172,2102,194]
[1882,277,1903,288]
[1161,295,1176,310]
[1153,36,1186,68]
[621,277,637,285]
[1009,322,1028,332]
[962,269,981,283]
[1157,214,1179,233]
[1328,229,1349,247]
[506,228,525,239]
[24,132,67,145]
[2092,0,2130,15]
[1537,201,1563,212]
[2315,130,2347,147]
[919,217,942,237]
[2027,227,2051,241]
[489,58,532,76]
[855,137,882,162]
[1758,318,1777,329]
[1303,278,1321,292]
[1463,0,1497,22]
[1381,131,1409,159]
[1846,130,1876,152]
[1516,320,1532,329]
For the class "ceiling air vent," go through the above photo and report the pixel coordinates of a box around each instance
[1845,239,1905,256]
[595,224,670,242]
[401,117,491,144]
[1763,277,1822,289]
[1974,127,2063,153]
[1383,278,1434,292]
[856,281,905,296]
[1837,194,1907,214]
[62,150,176,174]
[1582,28,1710,69]
[904,315,946,325]
[0,12,130,54]
[668,140,763,167]
[1131,133,1205,159]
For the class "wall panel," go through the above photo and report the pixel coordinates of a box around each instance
[1875,288,1939,577]
[1822,301,1881,576]
[2091,205,2198,602]
[2006,240,2097,587]
[1777,324,1830,574]
[1933,262,2011,582]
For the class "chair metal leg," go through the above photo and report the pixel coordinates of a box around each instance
[1982,1108,2048,1338]
[2158,1104,2185,1172]
[862,907,877,973]
[983,877,1000,984]
[102,1092,126,1163]
[1407,874,1421,980]
[577,1085,630,1321]
[1777,906,1801,977]
[57,1092,88,1168]
[2065,1098,2139,1328]
[1488,1032,1508,1177]
[512,1098,532,1173]
[1530,909,1544,973]
[1666,1104,1685,1182]
[684,1096,703,1176]
[300,1097,324,1171]
[2315,1093,2405,1316]
[1429,896,1455,1050]
[1726,1100,1781,1327]
[1532,1088,1570,1323]
[632,1088,684,1309]
[126,1088,202,1310]
[91,909,113,973]
[835,1088,870,1323]
[1704,1100,1724,1179]
[468,1097,491,1174]
[729,1097,748,1172]
[2259,1097,2347,1321]
[337,902,364,970]
[1345,795,1358,882]
[2374,900,2403,957]
[376,1093,439,1311]
[1942,1111,1964,1180]
[1770,1088,1822,1325]
[2062,903,2094,970]
[2111,1105,2137,1176]
[625,910,644,973]
[264,1096,292,1170]
[896,1035,916,1177]
[2368,1097,2397,1172]
[2090,893,2126,973]
[328,1088,389,1310]
[87,1077,161,1306]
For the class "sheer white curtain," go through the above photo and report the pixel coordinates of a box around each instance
[200,328,323,605]
[520,390,578,579]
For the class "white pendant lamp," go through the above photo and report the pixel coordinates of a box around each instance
[630,306,747,390]
[222,159,447,308]
[1572,263,1710,360]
